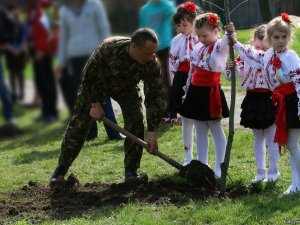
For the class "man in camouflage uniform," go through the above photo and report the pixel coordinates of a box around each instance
[50,28,165,184]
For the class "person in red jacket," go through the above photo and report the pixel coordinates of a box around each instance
[27,0,58,122]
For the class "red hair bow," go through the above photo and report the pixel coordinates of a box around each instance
[281,12,291,24]
[207,13,219,27]
[184,1,196,13]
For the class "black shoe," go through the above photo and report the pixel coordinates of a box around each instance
[0,123,23,138]
[125,168,138,181]
[86,134,98,141]
[49,165,69,186]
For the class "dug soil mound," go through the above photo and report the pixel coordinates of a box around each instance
[0,175,247,222]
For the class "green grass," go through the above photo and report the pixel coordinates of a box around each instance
[1,28,300,224]
[1,105,300,224]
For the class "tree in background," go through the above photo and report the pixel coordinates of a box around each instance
[258,0,272,23]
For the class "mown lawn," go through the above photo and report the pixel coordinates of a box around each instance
[1,106,300,224]
[1,28,300,224]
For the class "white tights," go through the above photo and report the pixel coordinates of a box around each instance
[251,124,279,174]
[193,120,226,177]
[182,116,194,165]
[287,129,300,190]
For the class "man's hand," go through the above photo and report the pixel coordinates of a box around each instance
[90,102,105,121]
[147,131,158,154]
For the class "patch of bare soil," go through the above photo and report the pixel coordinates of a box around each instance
[0,174,249,223]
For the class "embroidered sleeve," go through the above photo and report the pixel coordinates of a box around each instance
[287,51,300,115]
[169,34,185,84]
[169,54,177,84]
[234,42,264,69]
[224,68,232,80]
[236,56,245,75]
[182,65,194,102]
[224,56,243,80]
[217,34,229,56]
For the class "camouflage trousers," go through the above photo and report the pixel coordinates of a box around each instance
[58,89,144,171]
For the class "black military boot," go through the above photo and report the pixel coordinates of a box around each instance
[49,164,69,186]
[125,168,138,182]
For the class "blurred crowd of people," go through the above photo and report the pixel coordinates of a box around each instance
[0,0,126,140]
[0,0,185,139]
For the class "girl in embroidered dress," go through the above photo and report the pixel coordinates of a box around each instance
[230,13,300,194]
[169,2,200,165]
[225,25,280,184]
[181,13,229,177]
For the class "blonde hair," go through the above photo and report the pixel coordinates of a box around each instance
[194,12,221,30]
[254,24,267,41]
[266,16,292,45]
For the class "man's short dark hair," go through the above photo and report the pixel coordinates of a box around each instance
[131,28,158,48]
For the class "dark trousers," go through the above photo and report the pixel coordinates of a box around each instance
[6,51,25,101]
[59,56,121,140]
[59,88,144,170]
[157,47,176,119]
[0,54,13,122]
[33,54,57,117]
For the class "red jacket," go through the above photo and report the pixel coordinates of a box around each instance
[28,5,51,53]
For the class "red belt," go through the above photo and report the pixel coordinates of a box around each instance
[248,88,270,93]
[192,67,222,119]
[178,61,190,72]
[272,82,295,151]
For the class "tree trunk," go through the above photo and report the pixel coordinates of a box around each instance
[220,0,236,197]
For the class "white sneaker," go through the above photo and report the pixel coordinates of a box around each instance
[282,185,299,196]
[251,174,266,184]
[214,167,221,179]
[266,171,281,182]
[183,158,192,166]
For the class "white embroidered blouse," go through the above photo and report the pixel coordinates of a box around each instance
[169,33,198,81]
[224,46,269,90]
[184,34,229,91]
[234,42,300,115]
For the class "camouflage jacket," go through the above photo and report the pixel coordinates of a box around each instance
[79,36,165,131]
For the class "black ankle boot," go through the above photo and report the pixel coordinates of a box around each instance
[125,168,138,181]
[49,164,69,185]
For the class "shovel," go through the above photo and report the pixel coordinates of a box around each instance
[103,117,217,189]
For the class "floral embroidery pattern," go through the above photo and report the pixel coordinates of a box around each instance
[272,56,282,69]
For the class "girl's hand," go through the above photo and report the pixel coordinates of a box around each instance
[226,60,235,68]
[225,23,237,44]
[225,22,235,33]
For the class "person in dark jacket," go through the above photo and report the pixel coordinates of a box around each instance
[5,3,28,102]
[0,6,22,137]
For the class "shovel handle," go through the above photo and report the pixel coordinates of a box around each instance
[103,117,183,170]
